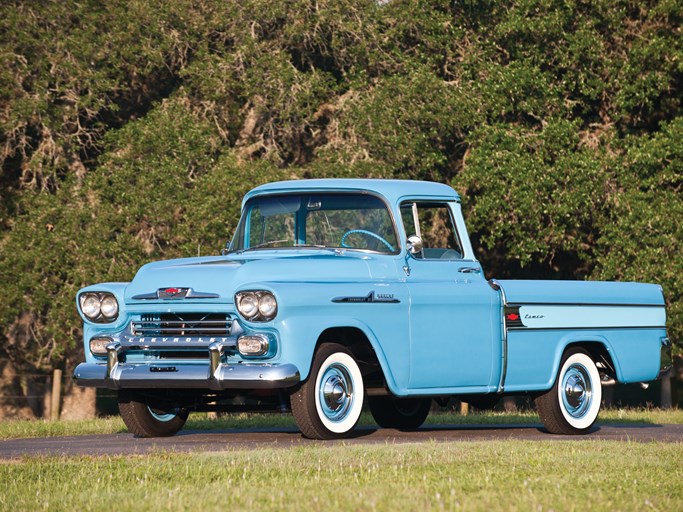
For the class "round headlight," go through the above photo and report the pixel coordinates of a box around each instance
[238,292,259,319]
[100,294,119,319]
[81,294,101,320]
[258,293,277,319]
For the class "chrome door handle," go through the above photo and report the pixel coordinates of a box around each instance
[458,267,481,274]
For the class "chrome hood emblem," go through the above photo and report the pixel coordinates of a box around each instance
[158,287,188,299]
[132,287,220,300]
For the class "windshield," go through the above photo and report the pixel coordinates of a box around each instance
[229,193,398,254]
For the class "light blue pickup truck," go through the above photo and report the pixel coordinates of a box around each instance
[74,179,671,438]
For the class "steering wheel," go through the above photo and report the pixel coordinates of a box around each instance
[340,229,395,252]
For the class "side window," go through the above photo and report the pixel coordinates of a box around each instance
[400,202,463,260]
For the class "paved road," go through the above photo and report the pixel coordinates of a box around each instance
[1,423,681,459]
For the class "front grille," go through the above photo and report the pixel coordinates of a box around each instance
[132,313,231,337]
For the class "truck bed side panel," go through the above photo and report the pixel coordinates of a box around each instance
[504,327,666,392]
[495,279,667,391]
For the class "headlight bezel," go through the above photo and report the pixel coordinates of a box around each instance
[78,292,119,323]
[235,290,278,322]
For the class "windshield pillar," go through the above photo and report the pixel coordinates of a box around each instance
[295,200,307,246]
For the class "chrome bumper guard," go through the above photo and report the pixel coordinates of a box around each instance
[73,341,300,390]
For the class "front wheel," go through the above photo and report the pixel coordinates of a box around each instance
[535,348,602,435]
[118,390,189,437]
[368,396,431,430]
[290,343,364,439]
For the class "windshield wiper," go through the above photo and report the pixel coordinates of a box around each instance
[232,239,290,254]
[229,240,333,255]
[293,243,328,249]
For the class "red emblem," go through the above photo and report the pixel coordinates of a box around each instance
[506,313,520,321]
[158,287,188,298]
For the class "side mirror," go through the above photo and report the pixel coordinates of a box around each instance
[407,235,423,256]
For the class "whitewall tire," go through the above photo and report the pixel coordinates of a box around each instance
[535,348,602,435]
[291,343,364,439]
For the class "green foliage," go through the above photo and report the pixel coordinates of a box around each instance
[593,117,683,342]
[0,0,209,191]
[1,0,682,376]
[328,67,479,181]
[457,119,609,275]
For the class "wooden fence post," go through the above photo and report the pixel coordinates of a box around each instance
[50,369,62,421]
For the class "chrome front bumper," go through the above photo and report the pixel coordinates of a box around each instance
[73,341,300,390]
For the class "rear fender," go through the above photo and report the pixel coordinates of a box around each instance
[552,335,620,383]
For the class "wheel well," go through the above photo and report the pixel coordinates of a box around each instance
[565,342,617,380]
[316,327,385,388]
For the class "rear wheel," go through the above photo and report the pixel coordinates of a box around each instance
[368,396,431,430]
[118,390,189,437]
[535,348,602,435]
[290,343,364,439]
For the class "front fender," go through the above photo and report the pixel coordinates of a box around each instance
[274,315,407,394]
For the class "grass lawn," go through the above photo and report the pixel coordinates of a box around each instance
[1,440,681,511]
[1,409,681,511]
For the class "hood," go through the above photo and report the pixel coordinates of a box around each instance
[124,251,374,303]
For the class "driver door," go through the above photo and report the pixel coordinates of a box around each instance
[402,201,498,391]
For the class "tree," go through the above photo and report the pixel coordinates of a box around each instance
[1,0,680,413]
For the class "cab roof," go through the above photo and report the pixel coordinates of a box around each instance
[244,179,460,207]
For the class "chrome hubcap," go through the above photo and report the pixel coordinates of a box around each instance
[561,364,592,418]
[319,363,353,422]
[147,405,176,422]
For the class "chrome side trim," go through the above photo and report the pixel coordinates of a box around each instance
[507,325,666,331]
[502,304,665,330]
[332,291,400,304]
[73,361,300,390]
[489,279,508,393]
[505,301,664,308]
